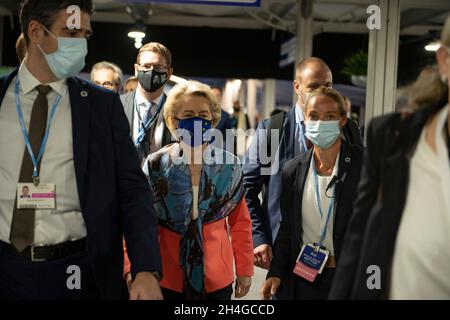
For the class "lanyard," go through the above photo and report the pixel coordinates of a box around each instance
[134,94,166,146]
[312,159,335,248]
[15,77,61,186]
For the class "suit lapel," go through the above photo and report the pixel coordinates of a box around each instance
[282,107,297,161]
[0,68,19,106]
[68,77,90,209]
[292,149,313,248]
[124,91,135,130]
[332,141,353,233]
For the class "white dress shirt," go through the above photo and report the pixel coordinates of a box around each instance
[132,90,165,153]
[301,152,340,256]
[389,106,450,299]
[0,63,86,246]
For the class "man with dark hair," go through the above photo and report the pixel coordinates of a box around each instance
[0,0,163,300]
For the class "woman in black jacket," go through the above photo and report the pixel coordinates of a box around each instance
[329,15,450,300]
[260,87,363,300]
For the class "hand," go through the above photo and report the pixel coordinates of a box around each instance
[234,276,252,299]
[253,244,273,269]
[129,272,163,300]
[125,272,133,292]
[260,277,280,300]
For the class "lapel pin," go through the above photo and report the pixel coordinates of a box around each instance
[345,157,351,163]
[81,90,88,97]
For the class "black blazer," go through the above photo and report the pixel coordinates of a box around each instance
[328,99,448,300]
[0,70,162,299]
[120,90,173,150]
[267,140,364,299]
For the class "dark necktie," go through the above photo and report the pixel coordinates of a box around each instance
[137,102,158,161]
[10,85,51,252]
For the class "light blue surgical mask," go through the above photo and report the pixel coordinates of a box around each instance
[305,120,341,149]
[38,25,87,80]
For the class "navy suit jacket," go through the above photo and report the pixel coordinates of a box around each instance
[243,107,298,248]
[0,69,162,299]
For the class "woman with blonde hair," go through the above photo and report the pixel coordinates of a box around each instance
[124,81,253,300]
[329,14,450,299]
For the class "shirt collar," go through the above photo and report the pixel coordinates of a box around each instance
[295,103,305,124]
[18,62,67,97]
[135,89,164,107]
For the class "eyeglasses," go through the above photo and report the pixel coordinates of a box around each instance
[94,81,117,90]
[136,63,168,73]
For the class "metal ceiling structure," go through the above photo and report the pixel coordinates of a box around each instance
[0,0,449,36]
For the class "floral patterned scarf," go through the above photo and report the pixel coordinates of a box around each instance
[144,143,244,299]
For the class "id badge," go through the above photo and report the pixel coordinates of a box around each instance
[293,243,329,282]
[17,183,56,209]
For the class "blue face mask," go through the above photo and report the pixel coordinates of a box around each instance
[177,117,212,147]
[305,120,341,149]
[38,25,88,80]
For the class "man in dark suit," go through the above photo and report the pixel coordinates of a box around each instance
[0,0,162,300]
[120,42,174,162]
[243,57,363,274]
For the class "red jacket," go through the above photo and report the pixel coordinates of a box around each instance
[124,199,254,293]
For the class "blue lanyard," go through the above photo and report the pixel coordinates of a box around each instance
[15,77,61,184]
[134,95,166,146]
[312,159,335,248]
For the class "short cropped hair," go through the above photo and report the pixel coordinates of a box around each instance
[136,42,172,68]
[90,61,123,86]
[20,0,94,44]
[295,57,331,82]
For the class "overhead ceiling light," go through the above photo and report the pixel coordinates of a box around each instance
[128,30,146,49]
[425,41,440,52]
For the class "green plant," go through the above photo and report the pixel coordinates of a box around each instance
[341,50,368,78]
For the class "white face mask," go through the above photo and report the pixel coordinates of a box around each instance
[305,120,341,149]
[38,25,88,80]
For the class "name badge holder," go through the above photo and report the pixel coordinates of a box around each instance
[15,78,60,210]
[293,159,335,282]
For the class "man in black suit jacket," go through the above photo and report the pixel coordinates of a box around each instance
[0,0,162,300]
[120,42,174,162]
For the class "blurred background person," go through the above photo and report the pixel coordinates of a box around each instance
[90,61,123,93]
[211,86,232,149]
[123,75,138,94]
[124,81,253,300]
[260,87,363,300]
[230,100,251,159]
[15,33,27,63]
[329,14,450,300]
[121,42,174,162]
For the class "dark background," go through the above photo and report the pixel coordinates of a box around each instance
[1,17,436,85]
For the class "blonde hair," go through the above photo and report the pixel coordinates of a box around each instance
[163,81,221,132]
[304,86,346,116]
[16,33,27,63]
[409,14,450,109]
[136,42,172,67]
[408,65,447,110]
